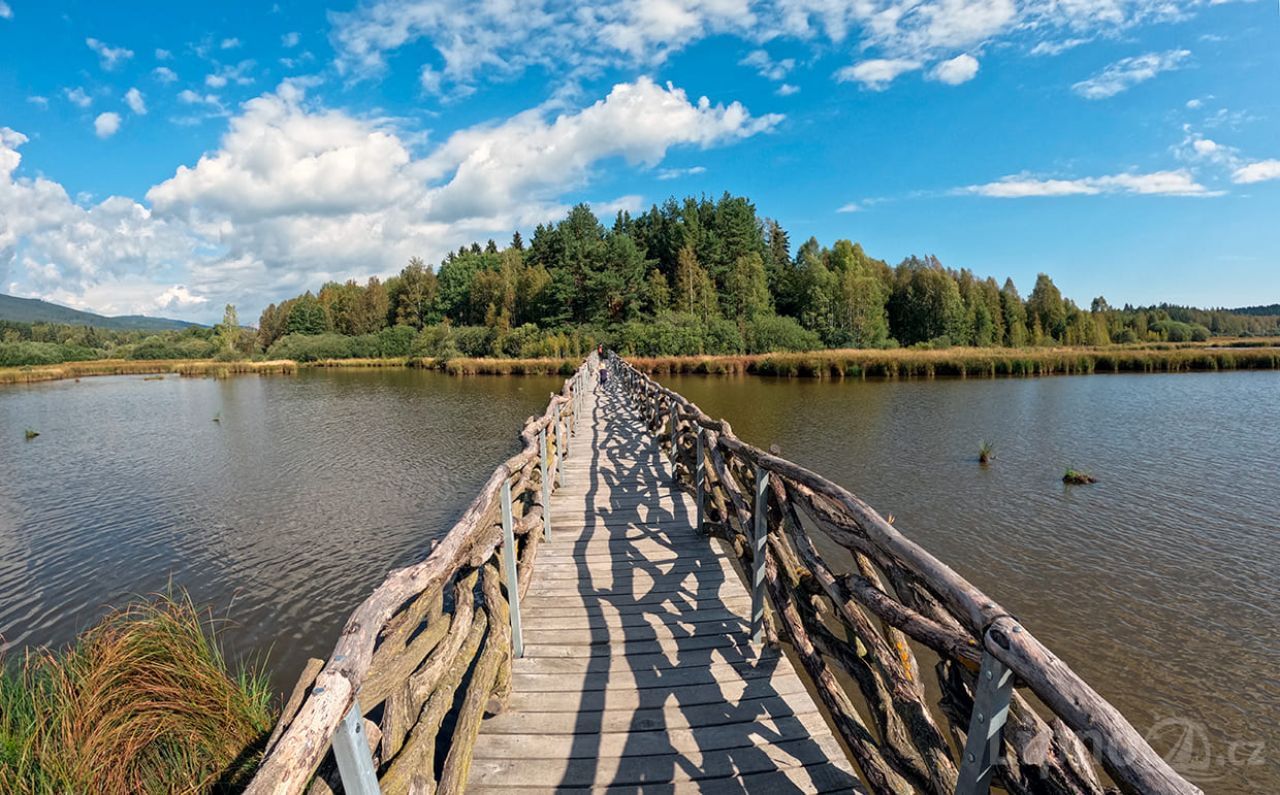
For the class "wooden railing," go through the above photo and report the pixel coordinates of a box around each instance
[607,353,1200,795]
[245,354,597,795]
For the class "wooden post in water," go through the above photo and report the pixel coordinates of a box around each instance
[331,701,380,795]
[750,463,769,645]
[501,476,524,658]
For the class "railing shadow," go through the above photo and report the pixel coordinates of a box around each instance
[547,379,858,792]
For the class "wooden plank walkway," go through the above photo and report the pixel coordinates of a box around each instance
[467,380,861,793]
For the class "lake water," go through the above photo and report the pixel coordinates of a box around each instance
[660,370,1279,793]
[0,369,564,696]
[1,368,1275,791]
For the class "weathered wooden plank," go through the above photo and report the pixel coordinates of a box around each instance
[510,657,796,692]
[466,733,851,787]
[506,673,810,713]
[471,710,838,758]
[467,761,864,794]
[523,606,748,631]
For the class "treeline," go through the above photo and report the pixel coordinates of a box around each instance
[255,194,1280,358]
[0,319,242,367]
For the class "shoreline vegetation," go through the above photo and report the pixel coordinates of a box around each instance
[0,593,274,794]
[4,340,1280,387]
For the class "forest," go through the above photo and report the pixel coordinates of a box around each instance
[251,194,1279,360]
[3,193,1278,367]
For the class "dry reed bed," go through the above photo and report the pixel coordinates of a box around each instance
[0,359,297,385]
[627,346,1280,378]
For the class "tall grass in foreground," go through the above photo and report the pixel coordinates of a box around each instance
[0,594,275,794]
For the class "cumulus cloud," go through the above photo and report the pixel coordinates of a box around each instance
[965,169,1216,197]
[656,165,707,180]
[2,77,778,319]
[837,202,861,213]
[1232,160,1280,184]
[153,66,178,83]
[741,49,795,81]
[282,31,300,47]
[65,87,93,108]
[125,87,147,115]
[929,53,979,84]
[1072,49,1191,99]
[0,1,11,20]
[86,37,134,70]
[776,83,800,96]
[835,59,921,90]
[94,112,122,138]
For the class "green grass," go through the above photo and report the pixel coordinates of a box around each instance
[1063,469,1098,485]
[0,593,275,794]
[978,441,994,465]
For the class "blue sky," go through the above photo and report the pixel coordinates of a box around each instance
[0,0,1276,323]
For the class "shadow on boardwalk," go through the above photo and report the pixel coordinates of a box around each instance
[466,381,860,793]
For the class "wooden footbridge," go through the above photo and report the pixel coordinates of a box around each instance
[248,353,1200,795]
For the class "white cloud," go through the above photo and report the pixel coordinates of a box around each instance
[282,31,300,47]
[776,83,800,96]
[125,87,147,115]
[94,112,122,138]
[154,66,178,83]
[0,76,768,318]
[156,48,172,60]
[1072,49,1191,99]
[221,38,242,50]
[835,59,922,90]
[1185,98,1202,109]
[1029,37,1090,56]
[86,37,134,70]
[65,87,93,108]
[0,1,11,20]
[1232,160,1280,184]
[656,165,707,180]
[205,60,256,89]
[27,96,49,109]
[740,49,795,81]
[966,169,1216,197]
[929,53,979,84]
[837,202,861,212]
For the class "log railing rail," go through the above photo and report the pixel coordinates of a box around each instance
[246,354,597,795]
[606,353,1200,795]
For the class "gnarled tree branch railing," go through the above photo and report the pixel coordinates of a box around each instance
[246,354,597,795]
[607,353,1200,795]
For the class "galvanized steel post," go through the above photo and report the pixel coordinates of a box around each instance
[501,476,524,658]
[750,464,770,645]
[539,428,552,542]
[332,700,380,795]
[954,648,1015,795]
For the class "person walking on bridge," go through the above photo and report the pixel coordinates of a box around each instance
[596,350,609,393]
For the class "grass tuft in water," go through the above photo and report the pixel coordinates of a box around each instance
[1063,468,1098,485]
[978,440,994,465]
[0,592,275,794]
[23,428,39,440]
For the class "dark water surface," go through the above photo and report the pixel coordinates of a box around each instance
[2,368,1276,790]
[0,368,563,695]
[660,370,1279,793]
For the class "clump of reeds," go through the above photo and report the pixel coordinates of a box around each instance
[23,428,39,440]
[0,593,275,794]
[1063,469,1098,485]
[978,441,994,465]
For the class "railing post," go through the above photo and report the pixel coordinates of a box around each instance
[669,404,678,464]
[332,700,380,795]
[694,429,704,534]
[750,464,769,645]
[501,476,524,658]
[539,428,552,542]
[954,648,1014,795]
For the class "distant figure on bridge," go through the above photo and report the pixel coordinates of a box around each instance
[596,355,608,392]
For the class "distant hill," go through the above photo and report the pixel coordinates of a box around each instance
[0,293,200,330]
[1228,304,1280,317]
